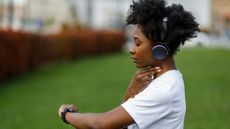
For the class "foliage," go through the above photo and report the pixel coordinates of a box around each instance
[0,30,126,81]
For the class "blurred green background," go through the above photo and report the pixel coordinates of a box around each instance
[1,0,230,129]
[0,47,230,129]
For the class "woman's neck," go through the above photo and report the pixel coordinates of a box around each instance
[155,57,177,78]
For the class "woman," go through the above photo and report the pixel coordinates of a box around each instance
[58,0,199,129]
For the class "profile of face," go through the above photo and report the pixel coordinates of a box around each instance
[130,25,157,68]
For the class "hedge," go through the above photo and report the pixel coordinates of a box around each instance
[0,30,126,81]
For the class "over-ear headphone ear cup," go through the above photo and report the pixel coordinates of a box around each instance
[152,45,168,60]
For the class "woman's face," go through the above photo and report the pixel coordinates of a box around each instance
[129,25,156,68]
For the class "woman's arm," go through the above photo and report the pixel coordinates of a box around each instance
[58,67,161,129]
[59,105,134,129]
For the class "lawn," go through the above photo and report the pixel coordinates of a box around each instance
[0,47,229,129]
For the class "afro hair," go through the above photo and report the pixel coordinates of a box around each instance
[127,0,200,56]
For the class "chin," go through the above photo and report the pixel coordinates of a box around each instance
[135,64,141,68]
[136,66,142,68]
[135,64,148,69]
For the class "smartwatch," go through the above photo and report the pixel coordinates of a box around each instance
[61,108,75,124]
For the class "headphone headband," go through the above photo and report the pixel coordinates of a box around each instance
[152,17,169,60]
[161,17,168,41]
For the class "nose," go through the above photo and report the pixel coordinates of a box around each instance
[129,43,135,55]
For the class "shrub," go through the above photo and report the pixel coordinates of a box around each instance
[0,30,126,81]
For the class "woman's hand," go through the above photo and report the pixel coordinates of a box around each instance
[124,66,161,101]
[58,104,78,117]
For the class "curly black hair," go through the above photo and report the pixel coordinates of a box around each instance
[127,0,199,56]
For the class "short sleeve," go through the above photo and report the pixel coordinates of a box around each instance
[122,83,172,129]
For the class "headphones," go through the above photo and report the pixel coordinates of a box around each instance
[152,17,169,60]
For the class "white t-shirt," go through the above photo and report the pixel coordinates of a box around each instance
[122,70,186,129]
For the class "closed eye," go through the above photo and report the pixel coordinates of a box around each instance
[135,42,140,47]
[133,37,141,47]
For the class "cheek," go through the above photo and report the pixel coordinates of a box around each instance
[140,47,154,61]
[145,53,155,63]
[144,47,153,58]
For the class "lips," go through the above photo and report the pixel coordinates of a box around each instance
[131,57,137,63]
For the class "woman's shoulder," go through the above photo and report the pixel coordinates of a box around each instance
[147,70,184,95]
[151,70,182,86]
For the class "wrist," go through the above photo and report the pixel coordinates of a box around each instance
[128,85,139,95]
[124,87,136,101]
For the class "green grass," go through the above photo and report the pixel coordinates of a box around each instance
[0,47,230,129]
[176,48,230,129]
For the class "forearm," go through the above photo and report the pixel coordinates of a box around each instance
[66,112,103,129]
[64,107,132,129]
